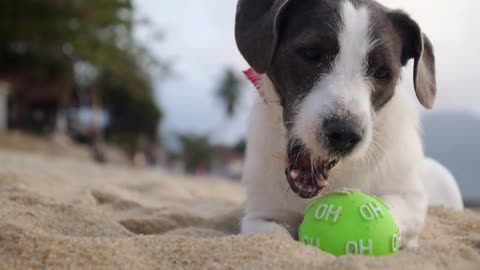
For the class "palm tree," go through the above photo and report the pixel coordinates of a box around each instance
[216,68,243,118]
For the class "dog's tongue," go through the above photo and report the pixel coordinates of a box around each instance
[285,166,329,199]
[285,146,333,198]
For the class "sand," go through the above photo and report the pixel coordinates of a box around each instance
[0,132,93,161]
[0,149,479,269]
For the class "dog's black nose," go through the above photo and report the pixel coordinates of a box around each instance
[323,117,363,154]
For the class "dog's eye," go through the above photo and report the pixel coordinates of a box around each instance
[297,48,330,62]
[373,67,391,81]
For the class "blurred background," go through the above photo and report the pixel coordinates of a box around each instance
[0,0,478,205]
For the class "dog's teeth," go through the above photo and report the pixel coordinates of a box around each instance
[290,170,300,179]
[318,179,328,187]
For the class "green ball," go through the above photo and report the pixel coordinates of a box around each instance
[298,189,401,256]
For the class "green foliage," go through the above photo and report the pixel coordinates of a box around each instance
[234,138,247,156]
[177,133,214,173]
[99,71,162,149]
[0,0,134,78]
[0,0,164,155]
[216,68,243,118]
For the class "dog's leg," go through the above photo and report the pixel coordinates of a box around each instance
[380,190,427,249]
[422,158,464,210]
[240,87,302,238]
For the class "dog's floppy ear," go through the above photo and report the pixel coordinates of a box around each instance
[389,11,437,109]
[235,0,292,74]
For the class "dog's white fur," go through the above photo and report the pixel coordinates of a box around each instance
[241,1,463,248]
[293,3,373,159]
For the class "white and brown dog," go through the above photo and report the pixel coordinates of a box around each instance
[235,0,464,248]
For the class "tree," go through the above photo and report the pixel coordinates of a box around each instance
[0,0,137,79]
[0,0,164,156]
[234,138,247,156]
[216,68,243,118]
[177,133,214,174]
[99,70,162,158]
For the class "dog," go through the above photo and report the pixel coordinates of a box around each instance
[235,0,464,249]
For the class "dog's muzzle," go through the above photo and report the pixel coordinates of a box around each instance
[285,144,338,199]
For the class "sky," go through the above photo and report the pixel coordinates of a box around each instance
[134,0,480,145]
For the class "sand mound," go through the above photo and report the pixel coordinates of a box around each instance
[0,132,92,161]
[0,150,479,269]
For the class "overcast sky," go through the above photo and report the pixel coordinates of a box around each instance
[134,0,480,145]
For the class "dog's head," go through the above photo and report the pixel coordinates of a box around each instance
[236,0,437,198]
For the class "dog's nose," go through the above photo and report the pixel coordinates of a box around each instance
[323,117,363,154]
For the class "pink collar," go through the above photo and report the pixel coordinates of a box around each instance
[243,68,267,104]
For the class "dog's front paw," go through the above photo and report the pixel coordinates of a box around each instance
[241,217,294,240]
[380,194,426,249]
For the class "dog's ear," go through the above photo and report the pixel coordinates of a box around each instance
[235,0,292,74]
[389,11,437,109]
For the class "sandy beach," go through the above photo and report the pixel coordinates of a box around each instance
[0,149,479,269]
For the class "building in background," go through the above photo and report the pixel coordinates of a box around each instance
[0,73,72,134]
